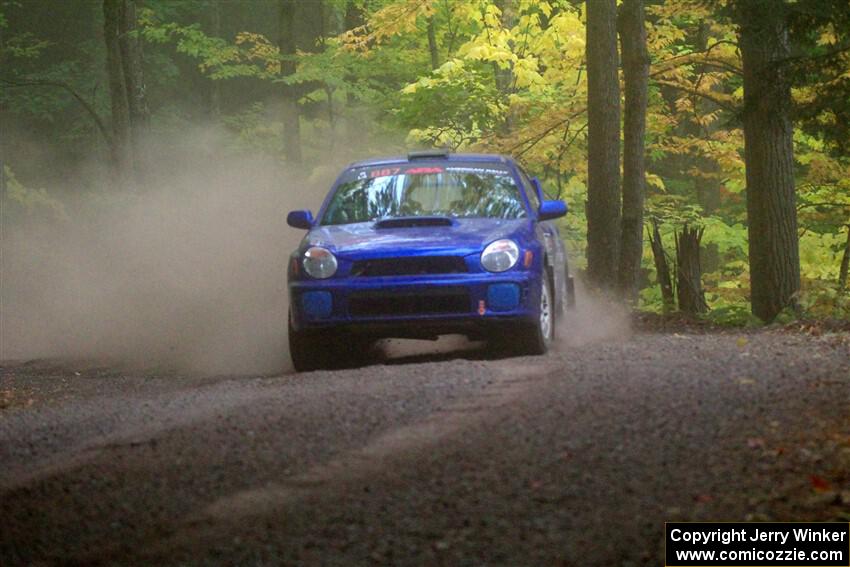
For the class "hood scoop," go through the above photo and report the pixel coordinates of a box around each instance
[374,216,453,229]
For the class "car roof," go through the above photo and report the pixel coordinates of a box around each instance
[347,152,514,169]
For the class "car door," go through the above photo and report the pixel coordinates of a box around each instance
[517,168,569,313]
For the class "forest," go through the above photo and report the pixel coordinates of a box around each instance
[2,0,849,326]
[3,3,850,563]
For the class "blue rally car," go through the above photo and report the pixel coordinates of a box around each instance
[286,151,575,371]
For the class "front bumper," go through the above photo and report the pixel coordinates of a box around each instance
[289,272,542,339]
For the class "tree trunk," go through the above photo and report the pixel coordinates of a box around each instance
[693,22,721,274]
[208,0,222,119]
[118,0,148,177]
[278,0,302,165]
[299,0,325,51]
[616,0,649,302]
[839,225,850,291]
[695,159,721,272]
[344,0,365,141]
[344,0,364,32]
[103,0,130,175]
[427,16,439,70]
[675,225,709,314]
[585,0,621,290]
[118,0,148,133]
[648,220,675,312]
[738,0,800,321]
[494,0,516,132]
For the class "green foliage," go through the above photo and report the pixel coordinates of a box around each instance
[220,102,283,155]
[799,281,850,320]
[1,166,67,221]
[400,60,505,147]
[139,9,279,80]
[701,303,762,327]
[2,0,848,321]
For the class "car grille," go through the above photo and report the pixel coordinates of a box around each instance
[348,287,470,317]
[351,256,468,277]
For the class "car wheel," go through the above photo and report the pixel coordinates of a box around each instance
[511,275,554,356]
[288,314,327,372]
[288,313,374,372]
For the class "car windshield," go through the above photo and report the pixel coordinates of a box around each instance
[321,163,527,225]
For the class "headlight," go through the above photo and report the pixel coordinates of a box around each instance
[303,246,338,279]
[481,239,520,272]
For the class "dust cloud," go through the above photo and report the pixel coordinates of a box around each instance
[379,276,633,361]
[1,127,628,374]
[556,278,632,347]
[1,127,334,374]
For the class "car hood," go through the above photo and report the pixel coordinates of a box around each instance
[305,218,528,260]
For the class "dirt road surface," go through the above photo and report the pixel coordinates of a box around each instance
[2,330,849,565]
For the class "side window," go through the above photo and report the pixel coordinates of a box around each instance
[518,167,540,211]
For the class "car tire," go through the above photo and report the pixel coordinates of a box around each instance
[288,314,328,372]
[512,274,554,356]
[288,313,374,372]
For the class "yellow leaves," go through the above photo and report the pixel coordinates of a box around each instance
[694,108,723,129]
[482,3,502,28]
[542,10,585,63]
[646,173,666,192]
[464,43,513,64]
[341,0,435,52]
[731,85,744,101]
[401,80,423,94]
[818,24,837,46]
[401,58,464,93]
[438,59,461,73]
[651,50,741,83]
[799,233,847,281]
[513,56,544,89]
[647,20,686,52]
[647,0,712,22]
[2,165,68,221]
[235,32,280,75]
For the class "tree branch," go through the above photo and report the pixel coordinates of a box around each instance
[508,107,587,154]
[652,79,739,114]
[1,77,113,147]
[652,39,739,68]
[797,201,850,211]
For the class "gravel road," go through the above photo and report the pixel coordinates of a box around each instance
[1,329,849,566]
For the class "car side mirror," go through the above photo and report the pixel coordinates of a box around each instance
[538,200,568,221]
[287,210,314,229]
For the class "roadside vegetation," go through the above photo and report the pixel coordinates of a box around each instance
[2,0,848,328]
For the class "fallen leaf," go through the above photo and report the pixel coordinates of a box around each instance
[810,475,832,492]
[736,337,749,348]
